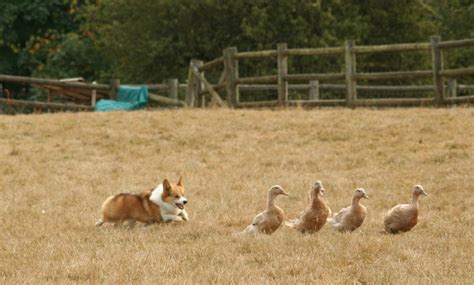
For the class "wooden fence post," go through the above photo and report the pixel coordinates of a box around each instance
[47,89,52,103]
[223,47,238,107]
[447,79,457,98]
[345,40,357,107]
[192,60,204,107]
[235,55,240,104]
[91,81,97,108]
[189,63,225,107]
[277,43,288,105]
[168,78,178,101]
[47,89,52,112]
[185,62,195,107]
[309,80,320,100]
[110,79,120,100]
[431,35,445,106]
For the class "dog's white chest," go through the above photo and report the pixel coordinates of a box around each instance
[149,184,186,221]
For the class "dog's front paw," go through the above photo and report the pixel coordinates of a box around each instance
[179,211,189,221]
[162,214,182,223]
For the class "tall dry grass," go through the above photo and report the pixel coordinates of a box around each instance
[0,108,473,284]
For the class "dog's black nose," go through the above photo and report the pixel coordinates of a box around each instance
[183,200,188,205]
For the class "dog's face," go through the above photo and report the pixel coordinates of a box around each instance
[162,177,187,210]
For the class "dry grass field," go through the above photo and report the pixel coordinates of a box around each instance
[1,107,473,284]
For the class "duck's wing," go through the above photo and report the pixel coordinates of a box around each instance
[328,206,350,225]
[237,211,266,235]
[247,211,267,233]
[260,210,285,234]
[284,207,308,228]
[384,204,417,229]
[251,211,266,226]
[384,204,412,221]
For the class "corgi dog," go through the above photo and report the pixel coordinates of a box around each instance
[96,177,188,226]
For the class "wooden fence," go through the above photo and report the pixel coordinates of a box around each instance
[188,35,474,108]
[0,75,186,112]
[1,35,473,112]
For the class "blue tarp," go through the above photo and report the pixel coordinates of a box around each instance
[95,85,148,112]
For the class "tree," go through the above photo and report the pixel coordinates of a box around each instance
[84,0,366,82]
[0,0,79,76]
[84,0,445,84]
[1,0,470,88]
[432,0,474,80]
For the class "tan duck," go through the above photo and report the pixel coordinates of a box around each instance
[286,181,330,234]
[239,185,289,235]
[328,188,369,232]
[384,185,428,234]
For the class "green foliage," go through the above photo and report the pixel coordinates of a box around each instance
[0,0,109,100]
[0,0,78,75]
[84,0,446,83]
[356,0,436,75]
[83,0,366,81]
[432,0,474,71]
[28,33,110,81]
[0,0,472,87]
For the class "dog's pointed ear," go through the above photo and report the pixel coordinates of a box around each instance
[177,176,183,186]
[163,178,172,192]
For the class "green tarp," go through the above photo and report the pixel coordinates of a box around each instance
[95,85,148,112]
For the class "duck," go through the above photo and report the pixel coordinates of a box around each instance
[239,185,289,235]
[286,180,330,234]
[328,188,369,232]
[384,185,428,234]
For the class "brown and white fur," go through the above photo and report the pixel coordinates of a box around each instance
[96,177,188,227]
[384,185,428,234]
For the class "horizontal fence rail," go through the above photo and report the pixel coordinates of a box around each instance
[440,67,474,77]
[0,98,93,111]
[353,43,431,54]
[234,50,278,59]
[0,75,110,90]
[438,39,474,49]
[238,84,436,92]
[353,70,433,80]
[284,73,345,82]
[199,57,224,72]
[286,47,345,56]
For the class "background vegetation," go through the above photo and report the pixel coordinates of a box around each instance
[1,0,473,85]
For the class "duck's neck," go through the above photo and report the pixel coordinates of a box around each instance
[267,193,276,209]
[351,196,361,207]
[311,192,321,207]
[411,193,420,208]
